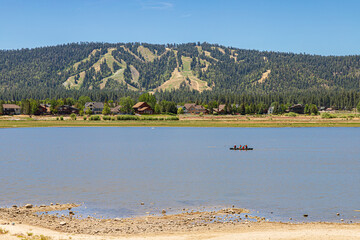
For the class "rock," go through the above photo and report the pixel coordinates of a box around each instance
[40,205,46,208]
[337,213,340,216]
[25,204,33,209]
[303,214,308,217]
[162,209,166,214]
[140,202,144,205]
[59,221,67,226]
[50,203,53,206]
[340,219,344,221]
[12,205,17,208]
[11,222,15,226]
[289,217,292,220]
[114,218,121,221]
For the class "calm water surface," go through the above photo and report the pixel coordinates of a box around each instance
[0,127,359,222]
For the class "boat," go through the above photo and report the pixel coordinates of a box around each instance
[229,147,253,150]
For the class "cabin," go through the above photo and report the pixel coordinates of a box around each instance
[177,105,186,112]
[213,104,226,114]
[37,104,51,115]
[184,103,207,114]
[133,102,153,114]
[288,104,304,114]
[268,106,274,114]
[110,105,122,115]
[84,102,104,114]
[2,104,21,115]
[57,105,79,115]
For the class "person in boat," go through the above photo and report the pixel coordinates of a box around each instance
[245,145,248,150]
[234,145,236,149]
[239,145,242,150]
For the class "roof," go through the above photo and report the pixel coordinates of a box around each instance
[111,105,122,112]
[218,104,226,111]
[184,103,196,109]
[138,106,152,111]
[85,102,104,108]
[195,105,205,110]
[133,102,146,108]
[2,104,21,109]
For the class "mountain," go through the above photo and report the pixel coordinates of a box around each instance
[1,42,360,96]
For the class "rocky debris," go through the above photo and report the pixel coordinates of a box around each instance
[303,214,308,217]
[12,205,17,208]
[60,221,67,226]
[25,204,33,209]
[162,209,166,214]
[141,202,144,205]
[337,213,340,216]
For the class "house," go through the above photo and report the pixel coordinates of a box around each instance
[57,105,79,115]
[177,105,186,113]
[213,104,226,114]
[2,104,21,115]
[132,102,153,114]
[288,104,304,114]
[110,105,122,115]
[184,103,207,114]
[84,102,104,114]
[268,106,274,114]
[37,104,51,115]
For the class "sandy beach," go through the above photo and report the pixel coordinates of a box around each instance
[1,204,360,240]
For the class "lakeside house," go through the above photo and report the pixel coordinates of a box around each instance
[132,102,153,114]
[2,104,21,115]
[288,104,304,114]
[184,103,207,114]
[213,104,226,114]
[84,102,104,114]
[110,105,122,115]
[57,105,79,115]
[177,105,187,113]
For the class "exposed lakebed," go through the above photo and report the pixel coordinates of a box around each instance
[0,127,359,222]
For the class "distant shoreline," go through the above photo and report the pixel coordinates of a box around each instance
[0,204,359,240]
[1,114,360,128]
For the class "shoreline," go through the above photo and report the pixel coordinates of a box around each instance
[1,204,360,240]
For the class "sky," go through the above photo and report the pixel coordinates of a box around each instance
[0,0,360,55]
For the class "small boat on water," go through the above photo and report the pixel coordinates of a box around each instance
[229,147,253,150]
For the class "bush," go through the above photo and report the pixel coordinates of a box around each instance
[102,115,112,120]
[167,116,179,120]
[117,115,139,120]
[111,117,116,121]
[70,113,77,120]
[285,112,297,117]
[56,117,59,120]
[321,112,335,119]
[60,116,64,121]
[89,115,101,121]
[83,116,87,121]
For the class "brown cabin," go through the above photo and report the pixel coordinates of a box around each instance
[2,104,21,115]
[132,102,153,114]
[184,103,207,114]
[213,104,226,114]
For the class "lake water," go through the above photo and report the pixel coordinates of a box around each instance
[0,127,359,222]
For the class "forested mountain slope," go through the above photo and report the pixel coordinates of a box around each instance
[1,42,360,96]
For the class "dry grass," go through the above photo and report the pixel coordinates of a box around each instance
[257,69,271,84]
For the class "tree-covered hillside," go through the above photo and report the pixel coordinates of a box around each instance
[1,42,360,98]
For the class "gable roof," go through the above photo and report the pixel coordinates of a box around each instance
[85,102,104,108]
[2,104,21,109]
[133,102,153,109]
[184,103,196,109]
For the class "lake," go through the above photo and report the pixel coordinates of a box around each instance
[0,127,359,222]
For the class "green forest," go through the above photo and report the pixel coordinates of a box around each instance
[0,42,359,109]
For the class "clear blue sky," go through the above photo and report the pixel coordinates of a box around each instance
[1,0,359,55]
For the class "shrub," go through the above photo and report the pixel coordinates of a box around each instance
[83,116,87,120]
[89,115,101,121]
[102,115,112,120]
[321,112,335,119]
[111,117,115,121]
[60,116,64,121]
[167,116,179,120]
[117,115,139,120]
[56,117,59,120]
[285,112,297,117]
[70,113,77,120]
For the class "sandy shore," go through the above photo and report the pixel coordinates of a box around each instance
[1,204,360,240]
